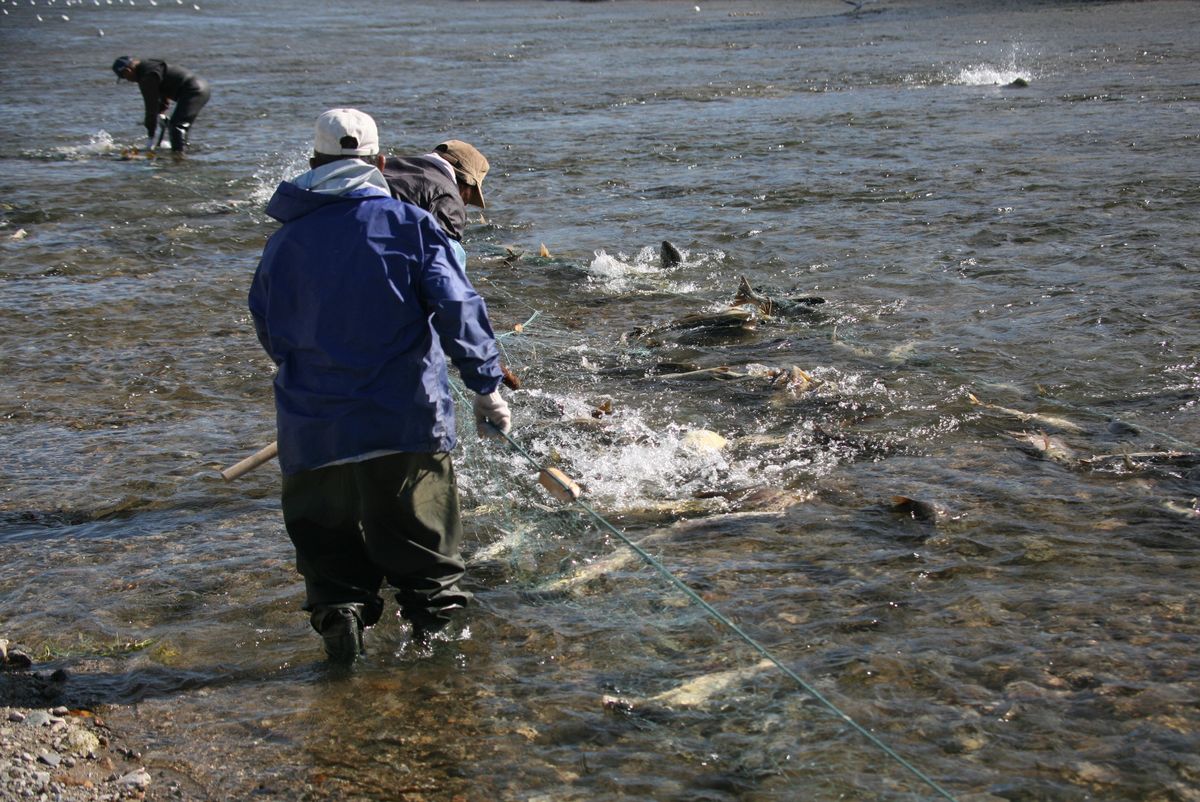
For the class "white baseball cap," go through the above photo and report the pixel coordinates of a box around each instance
[313,108,379,157]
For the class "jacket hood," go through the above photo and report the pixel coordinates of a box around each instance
[266,161,390,223]
[265,180,389,224]
[294,160,391,196]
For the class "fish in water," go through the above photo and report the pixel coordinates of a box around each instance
[967,393,1086,434]
[1163,499,1199,518]
[500,364,522,390]
[660,240,684,268]
[536,525,680,595]
[1080,450,1200,473]
[625,308,755,342]
[733,276,825,318]
[694,485,813,513]
[537,548,643,595]
[891,495,944,523]
[1008,430,1076,464]
[119,147,158,161]
[603,658,775,714]
[681,429,727,452]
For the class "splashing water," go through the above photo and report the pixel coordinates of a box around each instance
[953,63,1032,86]
[36,129,119,160]
[249,153,309,207]
[951,45,1037,87]
[585,248,667,292]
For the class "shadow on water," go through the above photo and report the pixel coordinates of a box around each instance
[0,653,309,710]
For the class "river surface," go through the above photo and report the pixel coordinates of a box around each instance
[1,1,1198,800]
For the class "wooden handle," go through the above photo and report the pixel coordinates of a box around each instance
[220,441,279,481]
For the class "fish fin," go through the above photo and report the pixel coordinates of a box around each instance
[734,275,753,304]
[660,240,684,267]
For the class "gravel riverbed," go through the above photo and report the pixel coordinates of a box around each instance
[1,640,160,802]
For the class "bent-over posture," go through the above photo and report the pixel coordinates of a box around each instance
[112,56,210,153]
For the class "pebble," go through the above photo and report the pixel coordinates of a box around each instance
[25,710,53,727]
[117,767,151,789]
[1,699,151,802]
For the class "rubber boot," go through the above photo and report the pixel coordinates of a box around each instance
[169,122,190,153]
[402,603,465,643]
[310,603,365,663]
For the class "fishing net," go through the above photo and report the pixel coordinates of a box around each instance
[443,275,958,800]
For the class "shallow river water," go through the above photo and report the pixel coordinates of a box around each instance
[1,0,1198,800]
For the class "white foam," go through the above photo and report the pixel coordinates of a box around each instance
[584,245,713,295]
[949,44,1039,89]
[585,248,663,292]
[954,64,1029,86]
[43,130,118,159]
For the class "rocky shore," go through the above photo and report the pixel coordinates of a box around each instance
[0,640,158,802]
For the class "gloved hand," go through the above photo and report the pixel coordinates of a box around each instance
[473,390,511,439]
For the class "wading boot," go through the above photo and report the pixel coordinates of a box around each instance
[403,603,464,643]
[310,603,365,664]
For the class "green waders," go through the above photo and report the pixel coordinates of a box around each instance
[281,451,471,659]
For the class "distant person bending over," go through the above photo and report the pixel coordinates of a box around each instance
[112,56,210,154]
[249,108,511,663]
[382,140,489,268]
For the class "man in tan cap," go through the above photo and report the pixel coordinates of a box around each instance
[382,140,489,265]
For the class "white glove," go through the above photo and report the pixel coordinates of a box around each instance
[473,390,511,438]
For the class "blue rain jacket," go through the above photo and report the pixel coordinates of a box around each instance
[250,180,502,475]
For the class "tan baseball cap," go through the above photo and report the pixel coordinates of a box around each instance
[435,140,489,208]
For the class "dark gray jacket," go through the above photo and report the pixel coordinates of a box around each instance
[382,155,466,240]
[132,59,203,135]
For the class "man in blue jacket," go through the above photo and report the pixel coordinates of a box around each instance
[249,108,511,663]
